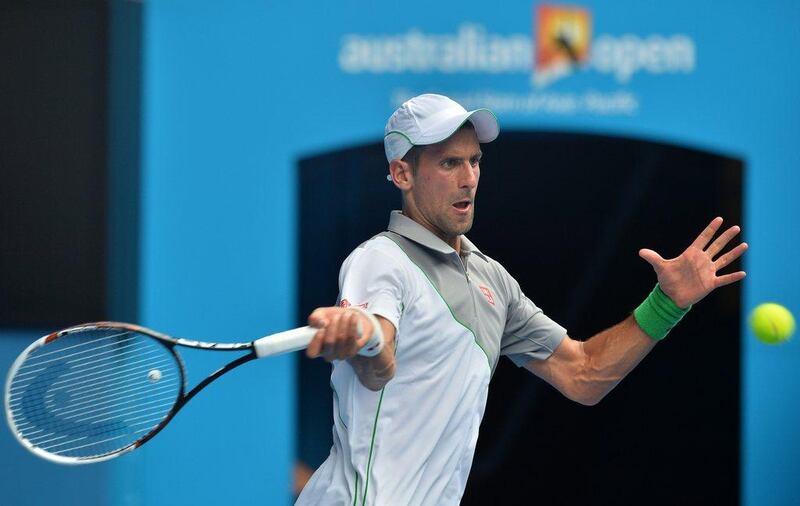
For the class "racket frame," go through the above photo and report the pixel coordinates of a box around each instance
[5,322,263,465]
[5,318,375,465]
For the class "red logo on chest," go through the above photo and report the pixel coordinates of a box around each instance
[479,286,495,306]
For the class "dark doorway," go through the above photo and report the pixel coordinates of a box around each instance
[297,131,742,505]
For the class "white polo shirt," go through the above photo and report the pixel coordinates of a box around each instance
[296,211,566,506]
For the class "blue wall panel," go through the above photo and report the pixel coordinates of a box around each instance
[132,1,799,504]
[125,1,296,504]
[1,1,797,504]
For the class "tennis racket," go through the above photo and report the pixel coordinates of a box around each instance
[5,319,383,465]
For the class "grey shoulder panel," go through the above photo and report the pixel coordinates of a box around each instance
[379,231,502,371]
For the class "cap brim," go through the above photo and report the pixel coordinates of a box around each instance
[414,108,499,146]
[466,109,500,143]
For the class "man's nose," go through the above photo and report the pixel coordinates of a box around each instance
[459,163,478,188]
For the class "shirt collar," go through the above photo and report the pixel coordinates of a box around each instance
[387,210,486,260]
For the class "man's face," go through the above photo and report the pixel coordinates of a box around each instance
[404,126,482,247]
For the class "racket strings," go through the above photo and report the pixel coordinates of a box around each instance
[7,329,182,460]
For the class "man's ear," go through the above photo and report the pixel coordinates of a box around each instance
[388,159,413,190]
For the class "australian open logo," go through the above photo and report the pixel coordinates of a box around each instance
[337,4,696,90]
[534,4,593,87]
[532,4,695,88]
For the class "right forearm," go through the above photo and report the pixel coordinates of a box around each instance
[349,342,395,391]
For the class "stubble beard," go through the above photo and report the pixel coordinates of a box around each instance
[438,205,475,240]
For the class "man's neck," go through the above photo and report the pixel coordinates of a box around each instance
[399,209,461,254]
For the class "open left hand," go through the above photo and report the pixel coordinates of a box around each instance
[638,217,748,309]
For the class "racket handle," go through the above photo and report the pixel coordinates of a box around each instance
[252,310,385,359]
[253,326,316,358]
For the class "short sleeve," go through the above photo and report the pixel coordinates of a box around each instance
[337,243,405,332]
[499,269,566,367]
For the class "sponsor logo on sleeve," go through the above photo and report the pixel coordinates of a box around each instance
[340,299,368,309]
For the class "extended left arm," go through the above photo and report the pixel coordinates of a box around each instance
[526,317,654,405]
[527,217,748,405]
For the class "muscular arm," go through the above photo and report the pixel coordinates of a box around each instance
[525,316,655,406]
[306,307,397,391]
[526,217,747,405]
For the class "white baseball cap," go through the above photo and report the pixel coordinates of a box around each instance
[383,94,499,163]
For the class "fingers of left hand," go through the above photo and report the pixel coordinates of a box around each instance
[715,270,747,288]
[691,217,724,250]
[706,225,741,258]
[714,242,748,270]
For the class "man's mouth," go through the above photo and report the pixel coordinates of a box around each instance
[452,199,472,212]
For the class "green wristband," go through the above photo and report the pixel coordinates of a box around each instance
[633,284,691,341]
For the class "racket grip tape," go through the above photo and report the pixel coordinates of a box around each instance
[253,326,317,358]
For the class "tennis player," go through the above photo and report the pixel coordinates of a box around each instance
[295,94,747,505]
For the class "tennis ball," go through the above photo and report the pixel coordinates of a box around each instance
[750,303,795,345]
